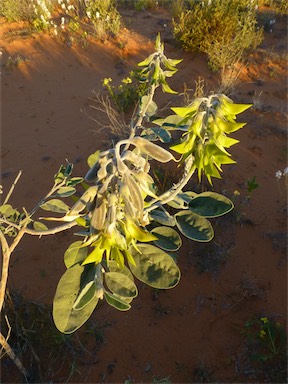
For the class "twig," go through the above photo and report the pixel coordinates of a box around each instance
[3,170,22,205]
[0,331,28,380]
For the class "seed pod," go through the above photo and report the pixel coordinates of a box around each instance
[90,199,107,233]
[123,173,144,213]
[129,137,174,163]
[117,157,129,175]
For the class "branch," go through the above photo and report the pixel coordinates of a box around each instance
[3,171,22,205]
[0,331,27,380]
[24,220,78,236]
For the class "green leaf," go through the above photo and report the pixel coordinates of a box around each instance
[149,209,176,227]
[146,100,158,117]
[40,199,70,213]
[105,272,138,298]
[67,177,84,187]
[64,241,88,268]
[33,221,48,231]
[151,226,182,251]
[142,127,171,143]
[107,260,134,281]
[175,211,214,242]
[104,291,131,311]
[138,53,155,67]
[189,192,234,218]
[56,186,76,197]
[0,204,18,218]
[73,280,96,311]
[87,150,100,168]
[128,243,181,289]
[153,114,188,130]
[53,264,99,334]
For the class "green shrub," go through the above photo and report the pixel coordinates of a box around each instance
[85,0,121,38]
[0,0,35,22]
[173,0,263,72]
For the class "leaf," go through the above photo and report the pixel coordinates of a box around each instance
[105,272,138,298]
[0,204,18,218]
[175,211,214,242]
[73,281,96,311]
[107,260,134,281]
[67,177,84,187]
[56,186,76,197]
[149,209,176,227]
[151,226,182,251]
[87,150,101,168]
[142,127,171,143]
[33,221,48,231]
[153,114,188,130]
[40,199,70,213]
[64,241,88,268]
[128,243,181,289]
[189,192,234,218]
[146,100,158,117]
[53,264,99,334]
[104,291,131,311]
[138,53,155,67]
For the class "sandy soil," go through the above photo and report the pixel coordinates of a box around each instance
[0,6,287,384]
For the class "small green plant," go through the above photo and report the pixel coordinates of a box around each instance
[244,316,287,363]
[5,55,28,70]
[247,175,259,195]
[0,36,252,376]
[102,71,148,112]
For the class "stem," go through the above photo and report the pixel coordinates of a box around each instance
[0,332,28,380]
[3,170,22,205]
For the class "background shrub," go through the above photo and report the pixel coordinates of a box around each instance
[173,0,263,71]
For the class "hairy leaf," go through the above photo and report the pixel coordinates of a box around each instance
[189,192,234,218]
[128,244,180,289]
[64,241,88,268]
[105,272,138,298]
[175,211,214,242]
[152,226,182,251]
[53,264,98,334]
[104,291,131,311]
[40,199,70,213]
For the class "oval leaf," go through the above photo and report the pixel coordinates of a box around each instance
[175,211,214,242]
[33,221,48,231]
[105,272,138,298]
[104,291,131,311]
[189,192,234,218]
[53,264,98,334]
[64,241,88,268]
[73,281,96,311]
[128,243,180,289]
[151,226,182,251]
[149,209,176,227]
[56,186,76,197]
[40,199,70,213]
